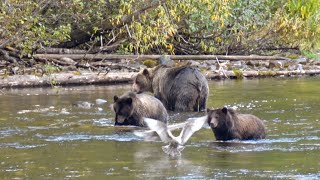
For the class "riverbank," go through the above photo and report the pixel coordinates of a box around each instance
[1,54,320,88]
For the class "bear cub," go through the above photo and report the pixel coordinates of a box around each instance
[207,107,266,140]
[112,91,168,127]
[132,65,209,112]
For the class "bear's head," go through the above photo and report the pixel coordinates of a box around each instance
[132,69,152,93]
[112,93,136,124]
[207,107,235,129]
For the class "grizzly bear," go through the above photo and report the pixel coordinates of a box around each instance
[207,107,266,140]
[132,65,209,112]
[112,91,168,127]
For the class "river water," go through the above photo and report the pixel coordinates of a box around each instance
[0,77,319,179]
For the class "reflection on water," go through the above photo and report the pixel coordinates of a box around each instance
[1,78,320,179]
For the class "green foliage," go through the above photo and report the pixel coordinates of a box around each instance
[267,0,320,51]
[233,69,243,79]
[44,64,60,74]
[258,71,276,77]
[142,60,157,68]
[302,51,319,60]
[1,0,319,56]
[0,1,72,55]
[286,54,299,59]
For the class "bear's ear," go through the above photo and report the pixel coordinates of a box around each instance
[142,69,149,76]
[113,95,119,102]
[126,97,133,105]
[222,107,228,114]
[206,108,211,113]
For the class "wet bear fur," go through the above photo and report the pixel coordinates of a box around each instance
[132,65,209,112]
[112,92,168,127]
[207,107,266,140]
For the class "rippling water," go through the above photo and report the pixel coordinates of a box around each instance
[1,77,320,179]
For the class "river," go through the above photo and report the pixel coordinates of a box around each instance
[0,77,320,179]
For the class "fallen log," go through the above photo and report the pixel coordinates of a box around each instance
[206,69,320,79]
[0,72,136,88]
[33,54,289,61]
[36,48,87,54]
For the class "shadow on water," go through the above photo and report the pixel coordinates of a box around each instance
[1,78,320,179]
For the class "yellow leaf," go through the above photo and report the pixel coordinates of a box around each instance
[73,71,81,75]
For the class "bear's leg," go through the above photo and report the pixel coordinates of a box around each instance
[198,95,207,112]
[175,92,198,111]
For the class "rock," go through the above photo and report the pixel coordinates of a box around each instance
[205,60,217,65]
[269,60,283,69]
[297,64,304,71]
[283,60,298,71]
[187,60,201,67]
[95,98,107,105]
[296,57,308,65]
[60,57,76,65]
[159,55,174,66]
[73,101,94,109]
[246,60,257,67]
[258,61,270,68]
[232,61,243,69]
[208,65,217,71]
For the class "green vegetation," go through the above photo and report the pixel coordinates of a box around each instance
[142,59,158,68]
[44,64,60,74]
[258,70,277,77]
[302,51,319,60]
[233,69,243,79]
[0,0,319,58]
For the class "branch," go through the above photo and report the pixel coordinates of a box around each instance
[57,0,166,48]
[0,49,18,63]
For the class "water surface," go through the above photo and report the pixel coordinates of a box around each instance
[0,77,320,179]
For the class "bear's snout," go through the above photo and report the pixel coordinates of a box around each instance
[208,117,218,128]
[131,83,141,93]
[116,114,127,123]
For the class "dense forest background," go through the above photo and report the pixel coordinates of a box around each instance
[0,0,320,61]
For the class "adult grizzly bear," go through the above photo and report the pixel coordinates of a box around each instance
[112,92,168,127]
[132,65,209,112]
[207,107,266,140]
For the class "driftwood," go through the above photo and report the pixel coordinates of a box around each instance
[0,72,136,88]
[33,56,139,71]
[36,48,87,54]
[33,54,289,61]
[206,70,320,79]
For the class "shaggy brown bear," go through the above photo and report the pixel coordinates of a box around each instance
[112,92,168,127]
[132,65,209,112]
[207,107,266,140]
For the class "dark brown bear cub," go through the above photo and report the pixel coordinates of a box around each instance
[207,107,266,140]
[132,65,209,112]
[112,92,168,127]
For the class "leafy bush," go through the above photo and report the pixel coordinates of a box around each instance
[0,0,319,56]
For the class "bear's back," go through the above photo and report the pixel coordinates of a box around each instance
[153,66,208,111]
[136,93,168,122]
[234,114,266,140]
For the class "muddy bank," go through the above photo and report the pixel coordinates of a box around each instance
[1,54,320,88]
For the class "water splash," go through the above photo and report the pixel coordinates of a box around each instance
[43,133,140,142]
[0,142,46,149]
